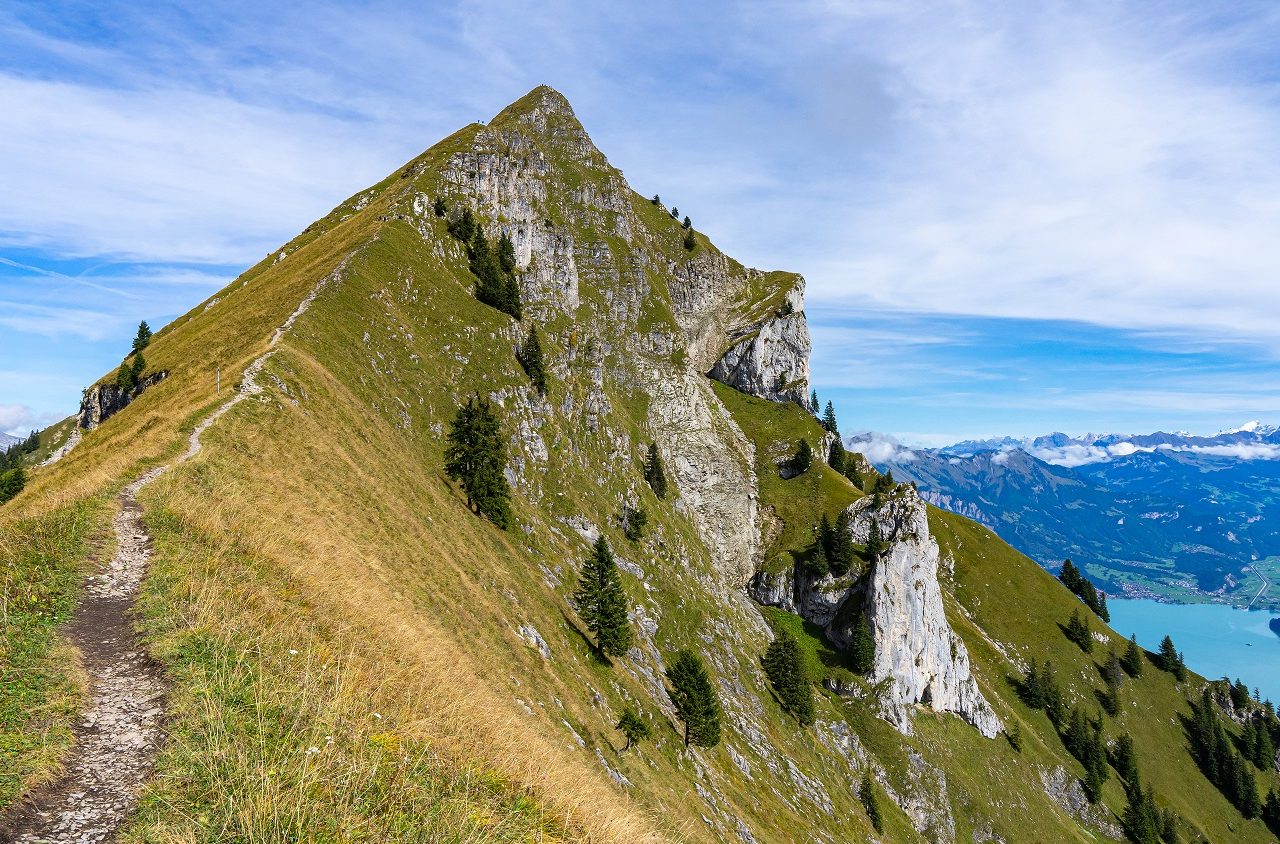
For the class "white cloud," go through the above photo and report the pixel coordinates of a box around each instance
[846,431,918,463]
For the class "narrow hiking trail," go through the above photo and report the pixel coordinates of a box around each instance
[1,261,347,843]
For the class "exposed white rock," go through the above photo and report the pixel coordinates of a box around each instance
[709,299,811,406]
[848,487,1001,738]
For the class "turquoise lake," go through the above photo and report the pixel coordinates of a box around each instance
[1107,598,1280,703]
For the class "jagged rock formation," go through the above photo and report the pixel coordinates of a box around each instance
[708,284,810,405]
[849,487,1001,737]
[78,371,168,430]
[752,485,1000,738]
[421,86,804,585]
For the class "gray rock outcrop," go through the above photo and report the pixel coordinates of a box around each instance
[78,371,168,430]
[751,485,1001,738]
[849,487,1001,737]
[708,284,810,406]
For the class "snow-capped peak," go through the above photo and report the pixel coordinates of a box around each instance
[1215,420,1277,436]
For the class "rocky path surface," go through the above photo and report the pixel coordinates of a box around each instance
[0,259,347,843]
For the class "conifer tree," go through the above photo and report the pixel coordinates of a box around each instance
[829,509,855,575]
[682,229,695,251]
[651,194,660,205]
[574,536,633,657]
[444,396,512,528]
[810,389,819,413]
[517,326,547,394]
[828,439,847,474]
[682,215,691,229]
[616,706,652,751]
[130,353,145,383]
[1112,732,1138,785]
[848,610,875,675]
[667,649,722,747]
[497,232,517,274]
[1156,635,1185,680]
[865,517,884,561]
[806,541,830,578]
[1264,789,1280,835]
[859,773,883,833]
[762,630,815,726]
[1121,634,1144,678]
[131,320,152,354]
[671,206,679,218]
[433,197,447,217]
[623,505,647,541]
[1065,610,1093,654]
[1059,558,1083,592]
[0,467,25,505]
[644,443,668,499]
[822,401,839,435]
[792,439,813,474]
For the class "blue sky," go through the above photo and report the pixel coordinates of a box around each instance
[4,1,1280,445]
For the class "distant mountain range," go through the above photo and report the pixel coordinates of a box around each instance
[848,423,1280,607]
[0,433,21,451]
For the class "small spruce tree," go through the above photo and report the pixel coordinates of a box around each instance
[682,215,691,229]
[517,326,547,394]
[829,509,856,575]
[682,229,696,251]
[822,401,839,435]
[810,389,819,413]
[762,629,815,726]
[644,443,668,499]
[859,773,883,833]
[865,517,884,561]
[828,439,847,474]
[574,536,633,658]
[623,505,647,541]
[432,197,447,216]
[848,609,875,674]
[1121,634,1144,678]
[616,706,652,751]
[667,649,722,747]
[131,321,152,354]
[444,396,512,528]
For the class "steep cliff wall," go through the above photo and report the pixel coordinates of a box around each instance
[848,488,1001,737]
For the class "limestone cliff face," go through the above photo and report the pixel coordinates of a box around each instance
[750,485,1001,738]
[708,284,810,406]
[417,86,807,585]
[78,371,168,430]
[848,487,1001,738]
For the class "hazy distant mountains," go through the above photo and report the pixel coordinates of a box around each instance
[0,433,21,451]
[849,423,1280,605]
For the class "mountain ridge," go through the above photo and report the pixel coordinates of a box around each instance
[4,85,1280,843]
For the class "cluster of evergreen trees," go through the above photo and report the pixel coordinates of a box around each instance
[1064,609,1095,653]
[443,205,523,318]
[1020,660,1066,727]
[1,425,43,505]
[1058,558,1109,621]
[806,511,856,577]
[1107,730,1182,843]
[859,772,884,832]
[0,465,26,505]
[1187,687,1262,818]
[1062,706,1110,801]
[444,396,513,528]
[115,321,153,392]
